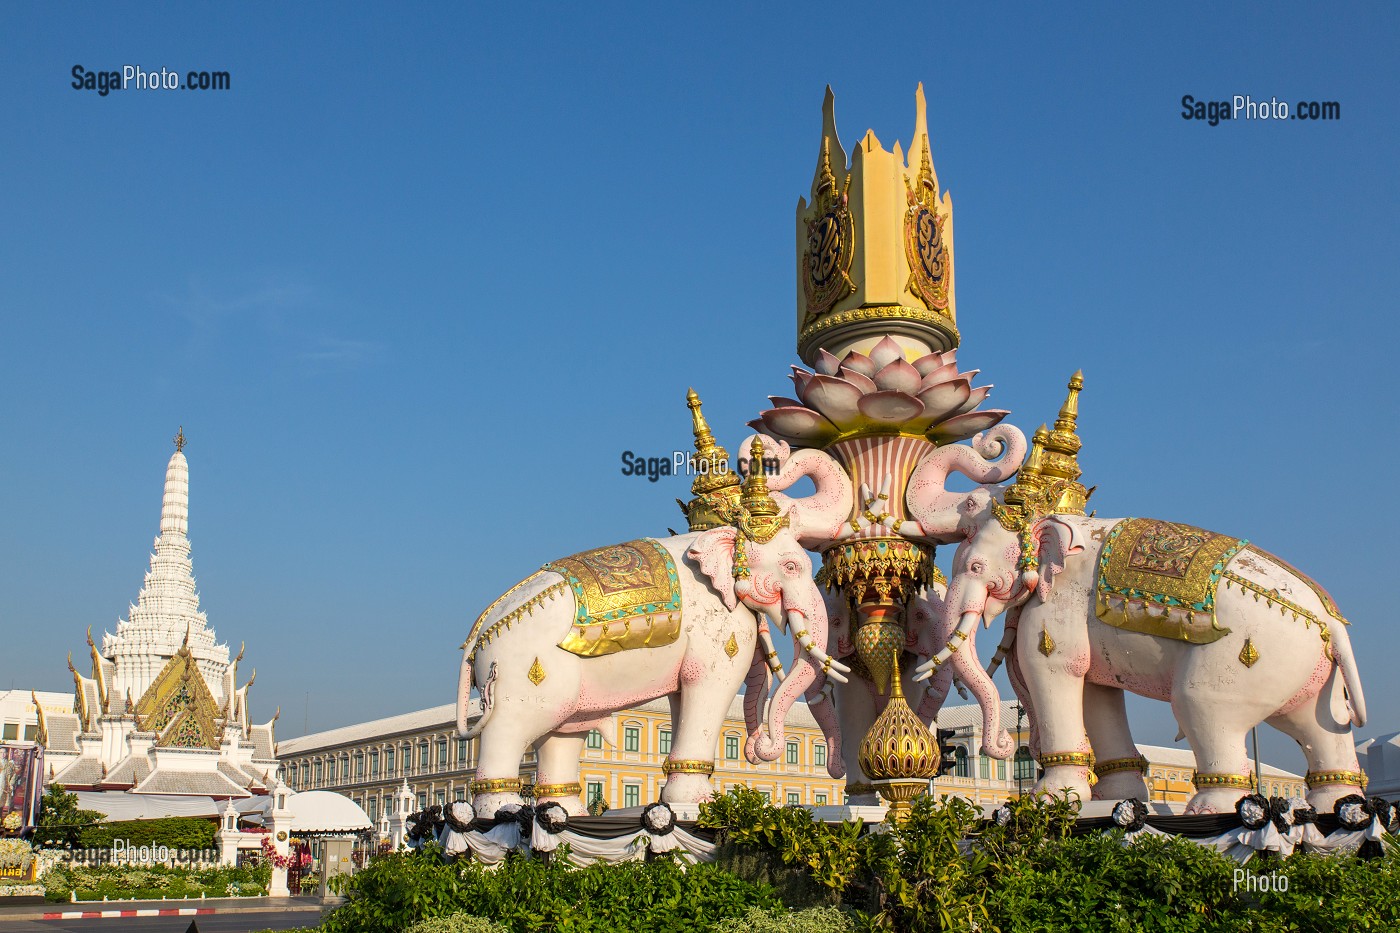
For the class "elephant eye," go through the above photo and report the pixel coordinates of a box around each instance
[783,560,801,574]
[970,560,986,574]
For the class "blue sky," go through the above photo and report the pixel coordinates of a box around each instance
[2,3,1397,774]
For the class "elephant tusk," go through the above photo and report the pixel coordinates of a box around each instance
[758,627,787,679]
[915,610,981,681]
[986,623,1019,678]
[793,627,851,684]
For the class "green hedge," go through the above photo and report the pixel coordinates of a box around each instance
[75,817,217,850]
[320,848,780,933]
[308,792,1400,932]
[40,862,271,903]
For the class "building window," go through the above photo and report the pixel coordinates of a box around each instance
[419,744,430,768]
[314,761,324,785]
[624,727,640,752]
[786,741,799,765]
[725,735,740,760]
[623,784,640,808]
[954,747,969,778]
[0,724,15,741]
[997,758,1005,781]
[354,755,364,780]
[367,798,377,820]
[454,787,466,802]
[815,793,827,806]
[586,730,603,750]
[659,729,671,755]
[386,748,396,773]
[787,792,800,806]
[587,782,604,807]
[979,755,990,780]
[1013,746,1035,781]
[758,790,771,803]
[436,740,447,764]
[814,744,826,767]
[457,738,468,762]
[370,751,380,778]
[418,792,428,809]
[22,725,37,742]
[435,790,446,805]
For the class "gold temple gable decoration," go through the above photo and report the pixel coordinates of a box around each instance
[1002,372,1091,522]
[548,538,683,659]
[1095,518,1247,644]
[133,643,224,750]
[800,92,856,328]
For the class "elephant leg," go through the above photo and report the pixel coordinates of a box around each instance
[1266,667,1365,810]
[472,718,537,818]
[1173,688,1258,815]
[533,731,588,816]
[1016,615,1092,802]
[662,679,738,805]
[835,675,881,804]
[1082,683,1149,801]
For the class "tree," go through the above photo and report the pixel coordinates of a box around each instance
[34,784,105,847]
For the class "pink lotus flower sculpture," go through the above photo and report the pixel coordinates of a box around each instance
[751,336,1007,448]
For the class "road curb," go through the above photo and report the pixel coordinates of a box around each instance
[0,898,333,922]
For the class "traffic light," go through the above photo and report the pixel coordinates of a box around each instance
[935,729,957,777]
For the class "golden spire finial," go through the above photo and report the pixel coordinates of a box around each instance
[1054,370,1084,437]
[174,426,186,452]
[1039,372,1089,516]
[680,389,740,532]
[741,436,779,520]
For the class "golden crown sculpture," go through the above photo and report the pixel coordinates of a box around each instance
[796,84,959,363]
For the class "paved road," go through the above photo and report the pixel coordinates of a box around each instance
[0,909,324,932]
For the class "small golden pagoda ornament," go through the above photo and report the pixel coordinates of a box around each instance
[857,652,938,819]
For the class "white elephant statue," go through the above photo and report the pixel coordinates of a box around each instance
[456,438,855,817]
[897,419,1368,814]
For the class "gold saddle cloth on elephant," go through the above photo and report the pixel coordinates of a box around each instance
[544,538,683,658]
[1095,518,1347,644]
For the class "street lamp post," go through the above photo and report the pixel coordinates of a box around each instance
[1013,702,1027,798]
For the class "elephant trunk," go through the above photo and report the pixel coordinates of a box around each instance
[742,645,772,764]
[906,426,1027,540]
[950,623,1015,759]
[805,682,846,779]
[754,606,826,761]
[765,445,856,549]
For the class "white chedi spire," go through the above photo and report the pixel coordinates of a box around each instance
[103,429,230,708]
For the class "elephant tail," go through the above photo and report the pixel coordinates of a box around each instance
[456,642,495,739]
[1328,619,1367,727]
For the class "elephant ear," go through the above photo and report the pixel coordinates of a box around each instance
[688,526,738,610]
[1034,515,1087,599]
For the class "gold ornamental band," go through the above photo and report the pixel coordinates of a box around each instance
[662,759,715,776]
[1305,769,1368,789]
[471,777,523,794]
[532,782,583,798]
[1193,772,1256,790]
[1038,751,1094,769]
[1093,755,1150,777]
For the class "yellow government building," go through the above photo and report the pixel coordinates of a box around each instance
[276,698,1305,818]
